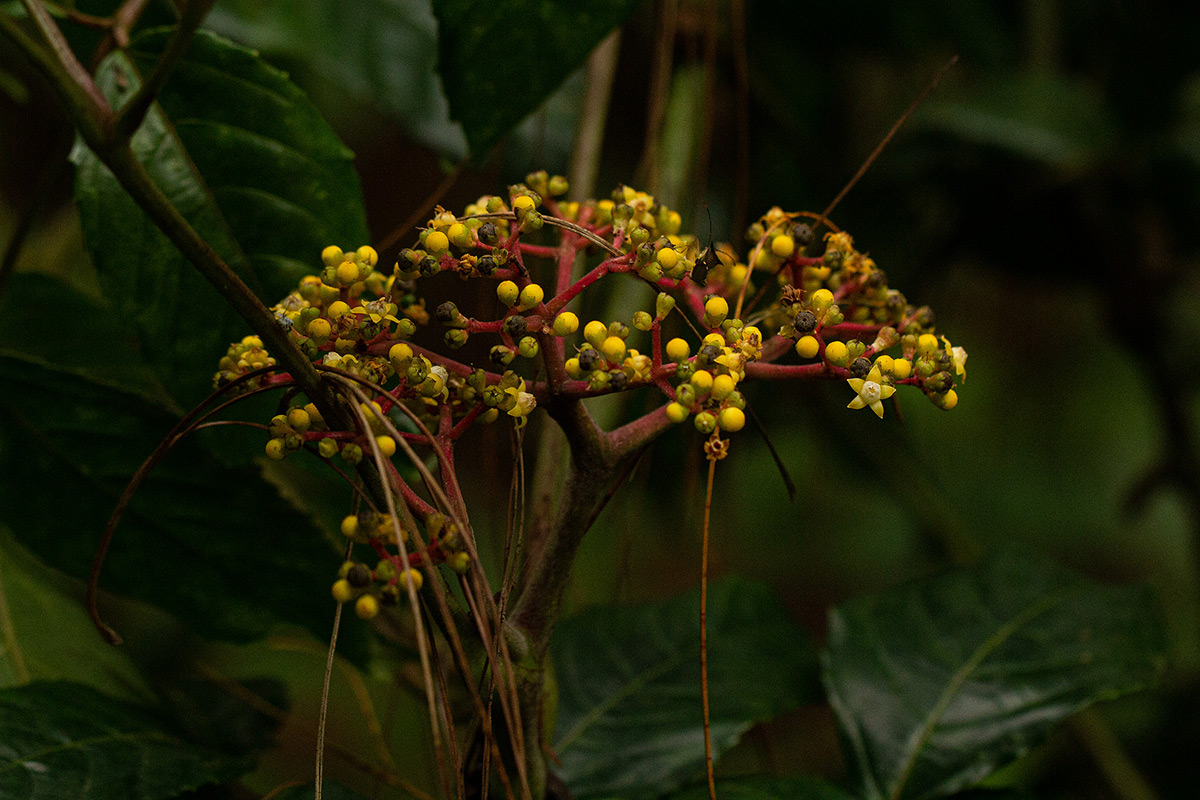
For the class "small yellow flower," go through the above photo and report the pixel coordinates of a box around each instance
[941,336,967,383]
[847,365,896,419]
[350,298,401,325]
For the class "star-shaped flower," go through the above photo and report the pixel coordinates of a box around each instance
[847,365,896,418]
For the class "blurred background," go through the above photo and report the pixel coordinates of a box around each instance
[4,1,1200,797]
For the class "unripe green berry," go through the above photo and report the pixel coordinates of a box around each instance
[518,336,540,358]
[341,443,363,465]
[632,311,654,331]
[318,437,339,459]
[675,383,696,407]
[264,438,286,460]
[655,293,676,319]
[447,551,471,574]
[694,411,717,434]
[445,329,469,348]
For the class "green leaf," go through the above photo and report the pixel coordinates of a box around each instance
[552,577,820,799]
[665,776,858,800]
[432,0,645,158]
[0,526,148,700]
[0,680,246,799]
[208,0,468,158]
[0,275,365,659]
[72,28,369,408]
[822,548,1166,800]
[914,73,1115,170]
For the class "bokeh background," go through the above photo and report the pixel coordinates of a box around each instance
[4,1,1200,798]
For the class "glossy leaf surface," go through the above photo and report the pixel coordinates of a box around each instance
[552,577,820,799]
[823,549,1166,800]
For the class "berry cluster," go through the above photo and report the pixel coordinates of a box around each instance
[215,171,965,620]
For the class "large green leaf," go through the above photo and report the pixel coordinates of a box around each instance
[208,0,468,158]
[822,549,1166,800]
[0,274,364,659]
[432,0,645,158]
[0,680,246,799]
[665,776,858,800]
[72,28,369,407]
[551,577,820,799]
[0,526,147,700]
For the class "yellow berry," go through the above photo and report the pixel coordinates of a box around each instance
[711,373,736,401]
[657,247,680,270]
[355,594,379,619]
[336,260,359,286]
[519,283,545,309]
[287,407,311,433]
[875,354,895,374]
[690,369,714,393]
[665,337,691,362]
[665,402,690,423]
[917,333,939,356]
[584,320,608,347]
[718,406,746,432]
[241,335,263,348]
[327,300,350,319]
[704,296,729,325]
[425,230,450,253]
[307,317,332,344]
[892,358,913,379]
[497,280,519,306]
[389,342,413,363]
[399,568,424,592]
[340,515,359,539]
[264,438,286,460]
[376,435,397,458]
[321,245,344,267]
[795,335,819,359]
[356,245,378,266]
[513,195,536,214]
[811,289,834,310]
[447,222,472,248]
[553,311,579,336]
[940,389,959,410]
[601,336,626,363]
[332,579,355,604]
[565,357,582,379]
[447,551,471,574]
[703,332,725,348]
[825,340,849,366]
[771,234,795,258]
[729,264,748,285]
